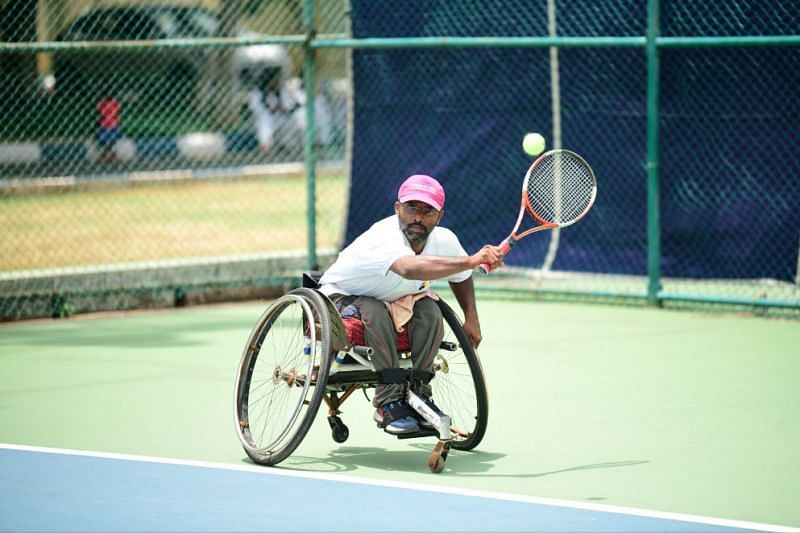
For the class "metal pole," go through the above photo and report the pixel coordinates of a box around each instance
[646,0,662,306]
[309,36,646,49]
[303,0,318,270]
[541,0,562,275]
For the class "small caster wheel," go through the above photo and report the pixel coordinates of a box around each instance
[427,440,450,473]
[328,415,349,443]
[332,424,349,443]
[428,454,445,473]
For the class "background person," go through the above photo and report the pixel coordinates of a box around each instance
[96,88,122,162]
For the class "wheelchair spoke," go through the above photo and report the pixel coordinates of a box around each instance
[430,299,488,451]
[234,289,333,466]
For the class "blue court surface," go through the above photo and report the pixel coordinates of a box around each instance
[2,444,794,532]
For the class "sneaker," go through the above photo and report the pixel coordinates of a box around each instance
[374,400,419,435]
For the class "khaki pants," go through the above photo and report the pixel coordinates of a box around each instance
[330,294,443,407]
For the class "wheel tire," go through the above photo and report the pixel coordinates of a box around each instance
[332,424,349,443]
[432,299,489,451]
[234,288,333,466]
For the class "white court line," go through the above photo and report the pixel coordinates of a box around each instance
[2,442,797,533]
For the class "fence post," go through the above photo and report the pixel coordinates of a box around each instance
[303,0,318,271]
[646,0,662,305]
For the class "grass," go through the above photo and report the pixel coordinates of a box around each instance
[0,171,347,271]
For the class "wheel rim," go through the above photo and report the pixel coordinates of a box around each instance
[235,294,318,458]
[431,302,487,450]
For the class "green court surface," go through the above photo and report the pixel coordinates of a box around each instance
[1,299,798,528]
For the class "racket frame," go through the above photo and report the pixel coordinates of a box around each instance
[478,149,596,275]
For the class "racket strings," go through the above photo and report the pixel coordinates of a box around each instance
[527,153,595,225]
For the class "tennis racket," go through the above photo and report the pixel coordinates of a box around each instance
[478,149,597,275]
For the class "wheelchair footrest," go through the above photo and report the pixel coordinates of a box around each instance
[395,427,440,440]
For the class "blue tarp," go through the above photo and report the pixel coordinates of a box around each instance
[347,0,799,281]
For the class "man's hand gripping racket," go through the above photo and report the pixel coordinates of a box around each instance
[478,149,597,274]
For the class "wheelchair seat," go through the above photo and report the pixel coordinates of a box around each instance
[301,270,411,353]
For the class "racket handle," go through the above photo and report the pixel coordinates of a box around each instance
[476,263,493,275]
[477,239,514,275]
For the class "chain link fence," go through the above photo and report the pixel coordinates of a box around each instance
[1,0,798,320]
[1,0,350,319]
[345,0,800,317]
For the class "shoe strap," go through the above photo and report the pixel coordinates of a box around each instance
[380,401,414,423]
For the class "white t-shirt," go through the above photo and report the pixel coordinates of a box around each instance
[319,215,472,302]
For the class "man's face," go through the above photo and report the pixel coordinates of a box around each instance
[395,200,443,244]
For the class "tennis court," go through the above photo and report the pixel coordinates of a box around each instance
[2,1,799,531]
[1,299,798,530]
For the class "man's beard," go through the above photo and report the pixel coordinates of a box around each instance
[401,222,431,243]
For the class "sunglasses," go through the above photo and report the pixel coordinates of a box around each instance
[399,202,440,217]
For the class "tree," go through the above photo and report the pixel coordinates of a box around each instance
[0,0,38,102]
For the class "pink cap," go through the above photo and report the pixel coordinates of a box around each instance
[397,174,445,211]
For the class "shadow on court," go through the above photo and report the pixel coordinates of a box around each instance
[253,446,505,474]
[255,444,648,480]
[0,311,253,350]
[443,459,651,480]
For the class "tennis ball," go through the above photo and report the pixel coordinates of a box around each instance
[522,133,546,156]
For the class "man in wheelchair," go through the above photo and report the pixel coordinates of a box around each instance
[319,174,504,435]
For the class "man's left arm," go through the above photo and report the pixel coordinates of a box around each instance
[449,276,482,348]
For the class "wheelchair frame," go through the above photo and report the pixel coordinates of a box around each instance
[233,276,489,473]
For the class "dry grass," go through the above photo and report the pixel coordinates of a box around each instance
[1,172,347,271]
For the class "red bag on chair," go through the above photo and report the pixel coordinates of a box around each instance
[342,317,411,353]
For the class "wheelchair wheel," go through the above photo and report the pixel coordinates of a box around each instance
[234,288,333,465]
[432,299,489,451]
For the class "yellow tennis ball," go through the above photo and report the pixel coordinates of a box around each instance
[522,133,546,156]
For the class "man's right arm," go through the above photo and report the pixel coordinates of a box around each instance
[389,245,504,280]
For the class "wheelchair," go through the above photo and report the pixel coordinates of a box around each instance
[233,272,489,473]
